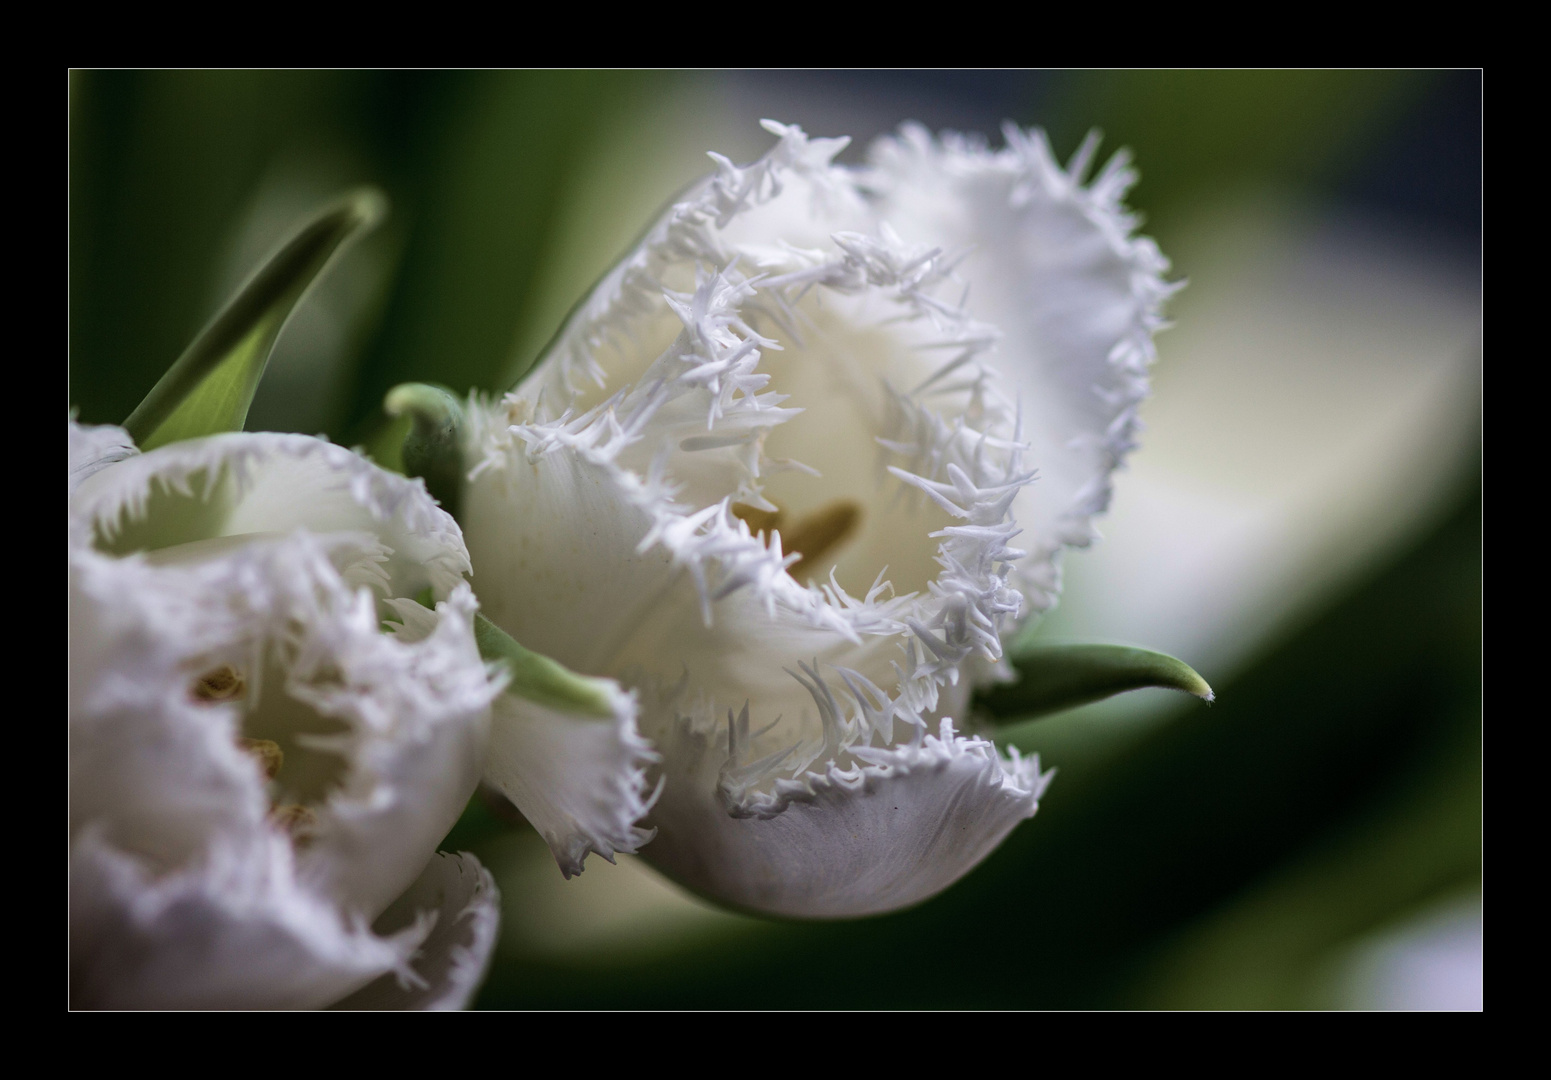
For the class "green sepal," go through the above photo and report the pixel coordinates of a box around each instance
[976,644,1214,722]
[123,188,386,452]
[474,612,617,719]
[384,382,466,519]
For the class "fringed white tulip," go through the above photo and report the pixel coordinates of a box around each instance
[68,423,502,1008]
[460,121,1174,917]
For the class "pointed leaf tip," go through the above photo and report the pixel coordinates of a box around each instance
[976,644,1214,722]
[124,187,387,452]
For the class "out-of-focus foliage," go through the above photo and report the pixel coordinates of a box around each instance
[125,189,382,450]
[1041,71,1424,239]
[68,69,1481,1010]
[70,71,660,443]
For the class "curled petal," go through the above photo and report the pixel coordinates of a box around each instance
[329,852,500,1011]
[298,586,494,918]
[645,718,1051,918]
[483,679,659,878]
[72,429,471,602]
[69,827,424,1010]
[69,426,499,1006]
[865,124,1176,612]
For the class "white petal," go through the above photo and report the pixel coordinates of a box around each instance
[644,717,1051,918]
[483,681,659,878]
[70,826,422,1010]
[69,432,499,1006]
[328,853,501,1011]
[69,540,489,1005]
[69,420,139,495]
[70,537,270,866]
[296,585,493,917]
[75,525,490,921]
[459,121,1164,918]
[72,429,472,601]
[865,124,1176,613]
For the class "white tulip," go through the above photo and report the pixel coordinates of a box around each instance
[460,121,1173,917]
[69,422,502,1008]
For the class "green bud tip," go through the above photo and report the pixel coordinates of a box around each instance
[384,383,466,519]
[384,382,464,435]
[977,643,1214,723]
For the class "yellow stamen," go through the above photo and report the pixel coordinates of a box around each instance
[734,500,863,580]
[237,737,284,780]
[731,504,784,537]
[784,501,863,579]
[193,665,246,702]
[270,803,317,839]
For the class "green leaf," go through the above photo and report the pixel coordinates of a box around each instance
[474,612,617,719]
[123,187,385,451]
[384,382,466,519]
[976,644,1213,722]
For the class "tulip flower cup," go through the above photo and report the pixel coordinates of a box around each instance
[69,425,503,1008]
[460,121,1174,918]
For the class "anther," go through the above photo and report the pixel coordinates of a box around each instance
[270,803,317,839]
[237,737,284,780]
[733,500,863,578]
[731,504,784,537]
[784,501,863,579]
[192,665,246,702]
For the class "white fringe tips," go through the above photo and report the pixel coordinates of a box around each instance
[459,120,1171,917]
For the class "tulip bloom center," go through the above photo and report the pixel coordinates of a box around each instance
[756,313,966,598]
[94,467,381,831]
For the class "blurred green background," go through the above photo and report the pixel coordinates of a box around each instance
[69,70,1482,1010]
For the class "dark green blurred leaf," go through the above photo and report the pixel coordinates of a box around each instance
[978,644,1212,722]
[1039,71,1431,244]
[361,412,412,475]
[70,71,651,441]
[440,787,528,855]
[70,71,363,427]
[124,190,383,450]
[344,71,663,441]
[1126,709,1479,1008]
[72,71,1417,441]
